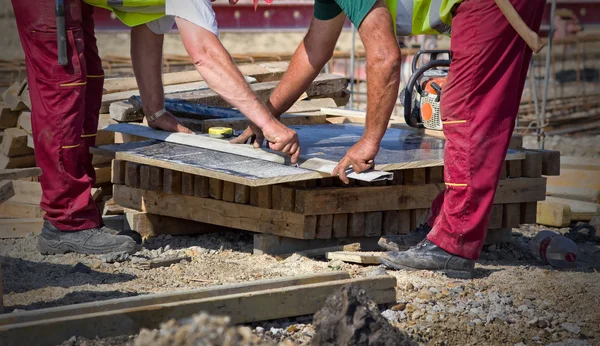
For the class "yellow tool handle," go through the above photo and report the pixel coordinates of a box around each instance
[494,0,545,54]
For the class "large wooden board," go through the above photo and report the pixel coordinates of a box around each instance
[0,275,395,346]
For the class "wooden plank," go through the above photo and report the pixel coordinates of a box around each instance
[234,184,250,204]
[114,185,311,239]
[316,214,333,239]
[560,156,600,171]
[102,61,289,94]
[545,197,600,221]
[1,80,27,111]
[522,150,543,178]
[382,210,400,235]
[398,210,412,234]
[271,185,282,209]
[0,276,396,346]
[16,111,31,134]
[507,159,522,178]
[404,168,426,185]
[0,272,349,327]
[0,167,41,181]
[110,74,347,121]
[364,212,383,237]
[0,153,35,169]
[124,211,229,238]
[488,205,504,229]
[148,166,163,191]
[0,180,14,204]
[163,170,182,194]
[256,185,272,208]
[502,203,521,229]
[209,178,224,200]
[279,186,295,211]
[181,173,195,196]
[222,181,235,202]
[93,163,112,186]
[193,175,210,198]
[332,214,348,238]
[348,213,365,237]
[500,162,508,180]
[303,215,317,239]
[426,166,444,183]
[326,251,383,265]
[111,160,126,185]
[124,162,140,188]
[9,180,41,205]
[276,243,360,260]
[0,218,42,238]
[520,202,537,224]
[530,149,561,176]
[197,112,327,133]
[138,165,151,191]
[0,201,44,218]
[250,187,259,206]
[0,106,20,130]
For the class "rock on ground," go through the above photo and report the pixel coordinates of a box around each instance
[311,285,413,346]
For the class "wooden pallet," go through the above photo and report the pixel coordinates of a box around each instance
[112,147,547,242]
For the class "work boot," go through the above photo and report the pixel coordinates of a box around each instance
[379,239,475,279]
[37,220,138,255]
[378,223,432,251]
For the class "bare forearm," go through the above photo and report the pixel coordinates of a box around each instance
[363,60,400,144]
[268,15,345,117]
[176,18,275,129]
[131,25,165,117]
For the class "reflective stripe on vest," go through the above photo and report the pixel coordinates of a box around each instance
[387,0,462,36]
[84,0,165,27]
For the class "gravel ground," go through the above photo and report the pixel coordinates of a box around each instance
[1,223,599,346]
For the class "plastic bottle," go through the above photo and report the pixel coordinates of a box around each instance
[530,230,578,268]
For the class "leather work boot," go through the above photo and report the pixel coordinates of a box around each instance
[379,239,475,279]
[378,223,432,251]
[37,220,138,255]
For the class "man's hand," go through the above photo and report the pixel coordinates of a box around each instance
[147,111,193,134]
[260,120,301,164]
[332,137,380,184]
[229,125,265,147]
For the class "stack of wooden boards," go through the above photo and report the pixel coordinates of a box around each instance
[93,122,557,253]
[0,272,397,346]
[537,156,600,227]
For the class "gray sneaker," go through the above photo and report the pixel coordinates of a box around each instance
[379,239,474,279]
[378,223,432,251]
[37,220,138,255]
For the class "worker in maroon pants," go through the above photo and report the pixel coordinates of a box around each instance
[233,0,545,278]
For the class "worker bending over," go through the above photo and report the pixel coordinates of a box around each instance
[12,0,299,255]
[234,0,545,278]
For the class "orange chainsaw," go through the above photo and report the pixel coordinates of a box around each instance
[401,50,451,131]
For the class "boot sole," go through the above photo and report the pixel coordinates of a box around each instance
[379,257,473,280]
[37,237,137,255]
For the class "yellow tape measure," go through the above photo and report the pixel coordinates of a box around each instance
[208,127,234,139]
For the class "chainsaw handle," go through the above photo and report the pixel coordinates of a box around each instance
[403,59,451,128]
[412,50,451,73]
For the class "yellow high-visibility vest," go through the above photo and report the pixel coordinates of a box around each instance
[386,0,463,36]
[84,0,166,27]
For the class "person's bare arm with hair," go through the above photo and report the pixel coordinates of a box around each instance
[230,13,346,146]
[130,24,192,133]
[332,1,400,183]
[175,17,300,163]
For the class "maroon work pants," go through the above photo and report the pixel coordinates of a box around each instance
[425,0,545,259]
[11,0,104,230]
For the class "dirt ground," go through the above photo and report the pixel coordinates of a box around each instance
[1,222,599,346]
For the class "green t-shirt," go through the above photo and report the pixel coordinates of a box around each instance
[313,0,378,28]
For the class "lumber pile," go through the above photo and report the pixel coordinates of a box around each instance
[104,145,551,251]
[537,156,600,227]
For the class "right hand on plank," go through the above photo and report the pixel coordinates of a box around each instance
[235,119,301,164]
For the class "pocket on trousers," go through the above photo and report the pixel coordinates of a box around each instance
[29,30,84,84]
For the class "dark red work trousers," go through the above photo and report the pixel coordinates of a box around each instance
[11,0,103,231]
[425,0,545,259]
